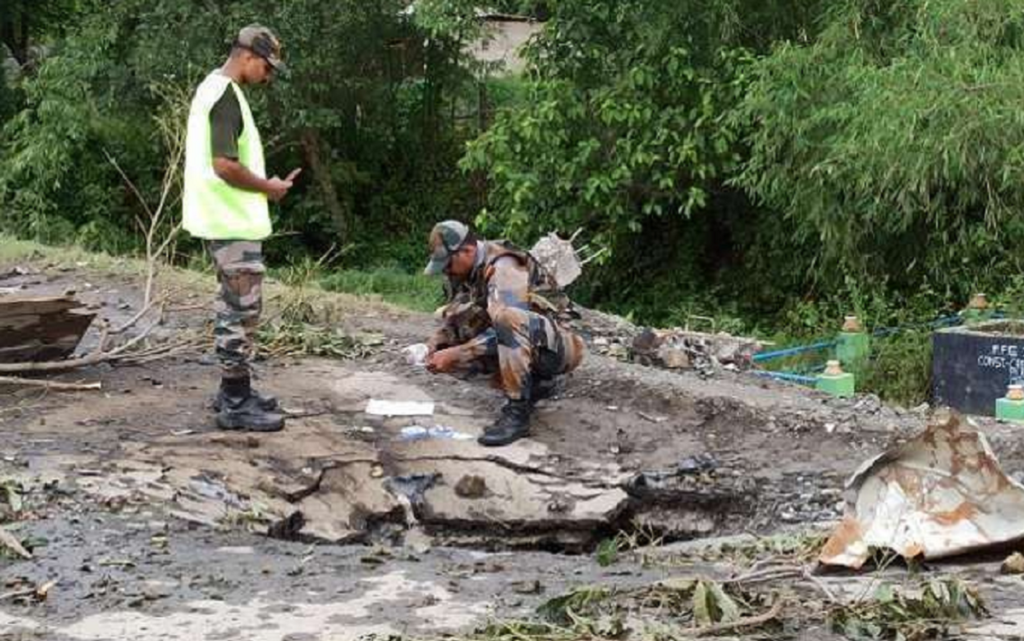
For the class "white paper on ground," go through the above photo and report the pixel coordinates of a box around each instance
[366,399,435,417]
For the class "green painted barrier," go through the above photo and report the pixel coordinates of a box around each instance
[817,360,855,398]
[996,385,1024,423]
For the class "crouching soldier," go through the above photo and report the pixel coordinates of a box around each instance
[422,221,586,447]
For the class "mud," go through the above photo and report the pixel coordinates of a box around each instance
[4,260,1024,639]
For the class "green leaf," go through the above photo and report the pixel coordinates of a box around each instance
[692,581,713,626]
[708,581,741,623]
[596,538,619,567]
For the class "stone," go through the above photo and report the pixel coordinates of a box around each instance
[454,475,487,499]
[1002,552,1024,575]
[657,345,691,369]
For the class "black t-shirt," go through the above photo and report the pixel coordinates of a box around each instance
[210,86,244,160]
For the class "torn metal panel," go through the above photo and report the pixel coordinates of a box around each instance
[820,411,1024,568]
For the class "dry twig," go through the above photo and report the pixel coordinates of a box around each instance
[0,377,101,391]
[803,566,839,604]
[725,565,803,585]
[691,598,785,637]
[0,86,189,381]
[0,526,32,560]
[0,311,164,374]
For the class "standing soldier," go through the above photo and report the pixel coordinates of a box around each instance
[183,25,300,432]
[423,221,586,446]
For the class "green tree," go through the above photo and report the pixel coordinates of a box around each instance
[735,0,1024,301]
[0,0,83,64]
[460,0,826,318]
[0,0,481,266]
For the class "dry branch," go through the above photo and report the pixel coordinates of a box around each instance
[0,311,163,374]
[0,376,101,391]
[692,598,785,637]
[0,85,189,380]
[0,526,32,560]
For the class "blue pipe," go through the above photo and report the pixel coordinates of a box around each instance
[753,311,1005,364]
[752,340,837,363]
[752,371,818,385]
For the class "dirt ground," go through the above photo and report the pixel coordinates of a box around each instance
[3,256,1024,640]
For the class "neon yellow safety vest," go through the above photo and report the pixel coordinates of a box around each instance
[182,71,271,240]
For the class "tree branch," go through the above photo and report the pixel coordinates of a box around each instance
[0,376,101,391]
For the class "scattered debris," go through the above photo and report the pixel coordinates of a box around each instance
[820,411,1024,568]
[632,327,763,373]
[454,475,488,499]
[510,579,543,595]
[521,577,779,639]
[637,411,667,424]
[0,525,32,559]
[677,454,718,475]
[0,577,57,603]
[403,343,429,367]
[828,578,987,640]
[0,376,102,391]
[256,322,378,359]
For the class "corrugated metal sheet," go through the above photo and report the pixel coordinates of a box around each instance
[820,411,1024,568]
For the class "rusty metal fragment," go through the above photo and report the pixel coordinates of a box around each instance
[820,411,1024,568]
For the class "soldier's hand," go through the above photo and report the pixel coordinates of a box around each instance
[266,168,302,202]
[426,347,459,374]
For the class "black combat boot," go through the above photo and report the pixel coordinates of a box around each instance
[530,376,561,402]
[215,377,285,433]
[478,398,533,447]
[212,378,279,412]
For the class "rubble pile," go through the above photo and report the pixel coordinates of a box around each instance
[574,308,764,375]
[631,327,763,373]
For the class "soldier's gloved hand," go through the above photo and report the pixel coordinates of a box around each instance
[426,347,459,374]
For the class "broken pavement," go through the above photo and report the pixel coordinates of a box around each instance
[5,258,1024,639]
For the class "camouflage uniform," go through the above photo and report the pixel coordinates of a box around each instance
[208,240,265,380]
[429,241,585,401]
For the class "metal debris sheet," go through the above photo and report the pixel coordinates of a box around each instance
[820,411,1024,568]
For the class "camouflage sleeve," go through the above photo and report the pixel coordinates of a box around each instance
[485,256,531,314]
[441,258,526,364]
[447,327,498,367]
[427,321,458,352]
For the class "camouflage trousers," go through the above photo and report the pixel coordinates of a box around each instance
[208,240,265,381]
[451,307,585,401]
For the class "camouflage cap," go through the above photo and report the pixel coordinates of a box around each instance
[236,24,286,73]
[424,220,470,276]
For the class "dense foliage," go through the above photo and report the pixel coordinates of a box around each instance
[464,0,1024,338]
[462,0,830,322]
[737,0,1024,305]
[0,0,479,265]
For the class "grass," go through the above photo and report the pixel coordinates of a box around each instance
[0,234,126,272]
[318,267,443,313]
[0,234,425,315]
[856,330,933,407]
